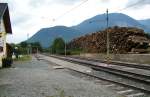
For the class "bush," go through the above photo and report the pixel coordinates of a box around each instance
[2,57,13,68]
[68,48,83,55]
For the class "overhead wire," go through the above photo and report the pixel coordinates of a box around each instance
[53,0,89,21]
[51,0,144,23]
[90,0,145,23]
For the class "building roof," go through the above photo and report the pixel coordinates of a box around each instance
[0,3,7,18]
[0,3,12,34]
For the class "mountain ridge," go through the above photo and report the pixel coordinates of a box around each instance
[27,13,150,48]
[27,26,83,48]
[138,19,150,29]
[71,13,150,33]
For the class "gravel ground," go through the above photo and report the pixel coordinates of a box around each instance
[0,55,121,97]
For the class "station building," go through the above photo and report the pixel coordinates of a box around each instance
[0,3,12,67]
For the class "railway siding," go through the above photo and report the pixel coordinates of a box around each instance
[41,54,150,95]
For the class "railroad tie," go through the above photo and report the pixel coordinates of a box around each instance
[117,89,133,94]
[104,84,115,87]
[126,92,144,97]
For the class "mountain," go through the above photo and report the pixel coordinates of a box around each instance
[138,19,150,29]
[27,13,150,48]
[27,26,82,48]
[72,13,150,33]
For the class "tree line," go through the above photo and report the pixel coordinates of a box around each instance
[10,37,83,55]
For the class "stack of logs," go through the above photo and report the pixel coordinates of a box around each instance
[68,26,150,53]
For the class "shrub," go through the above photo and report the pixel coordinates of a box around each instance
[2,57,13,68]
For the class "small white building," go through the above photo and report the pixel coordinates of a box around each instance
[0,3,12,67]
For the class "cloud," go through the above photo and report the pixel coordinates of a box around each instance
[29,0,50,8]
[29,0,81,8]
[126,0,150,8]
[54,0,81,4]
[12,15,31,26]
[101,0,110,3]
[1,0,149,44]
[29,0,111,7]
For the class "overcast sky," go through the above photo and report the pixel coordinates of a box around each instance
[1,0,150,43]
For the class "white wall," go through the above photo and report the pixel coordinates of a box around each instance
[0,19,7,67]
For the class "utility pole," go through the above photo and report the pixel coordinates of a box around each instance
[37,47,38,54]
[27,33,30,55]
[106,9,110,62]
[51,47,53,55]
[65,40,66,56]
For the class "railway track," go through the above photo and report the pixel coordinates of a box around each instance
[48,56,150,94]
[68,58,150,83]
[41,54,150,96]
[70,56,150,70]
[66,68,147,97]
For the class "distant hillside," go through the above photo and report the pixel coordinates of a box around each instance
[72,13,150,33]
[27,13,150,48]
[27,26,82,48]
[138,19,150,30]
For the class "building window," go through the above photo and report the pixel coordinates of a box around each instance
[0,35,4,52]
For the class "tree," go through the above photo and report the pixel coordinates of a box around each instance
[20,41,28,48]
[51,37,65,54]
[30,42,43,53]
[16,42,43,54]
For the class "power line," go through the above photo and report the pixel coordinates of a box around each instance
[105,1,144,60]
[53,0,89,21]
[49,0,143,23]
[90,0,144,23]
[114,0,143,12]
[50,0,144,25]
[88,0,144,23]
[106,9,109,62]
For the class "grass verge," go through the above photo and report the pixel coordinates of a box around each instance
[13,55,32,61]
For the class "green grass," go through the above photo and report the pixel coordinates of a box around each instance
[14,55,32,61]
[68,48,84,55]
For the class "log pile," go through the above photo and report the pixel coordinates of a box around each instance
[68,26,150,53]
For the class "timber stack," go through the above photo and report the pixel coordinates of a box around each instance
[68,26,150,53]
